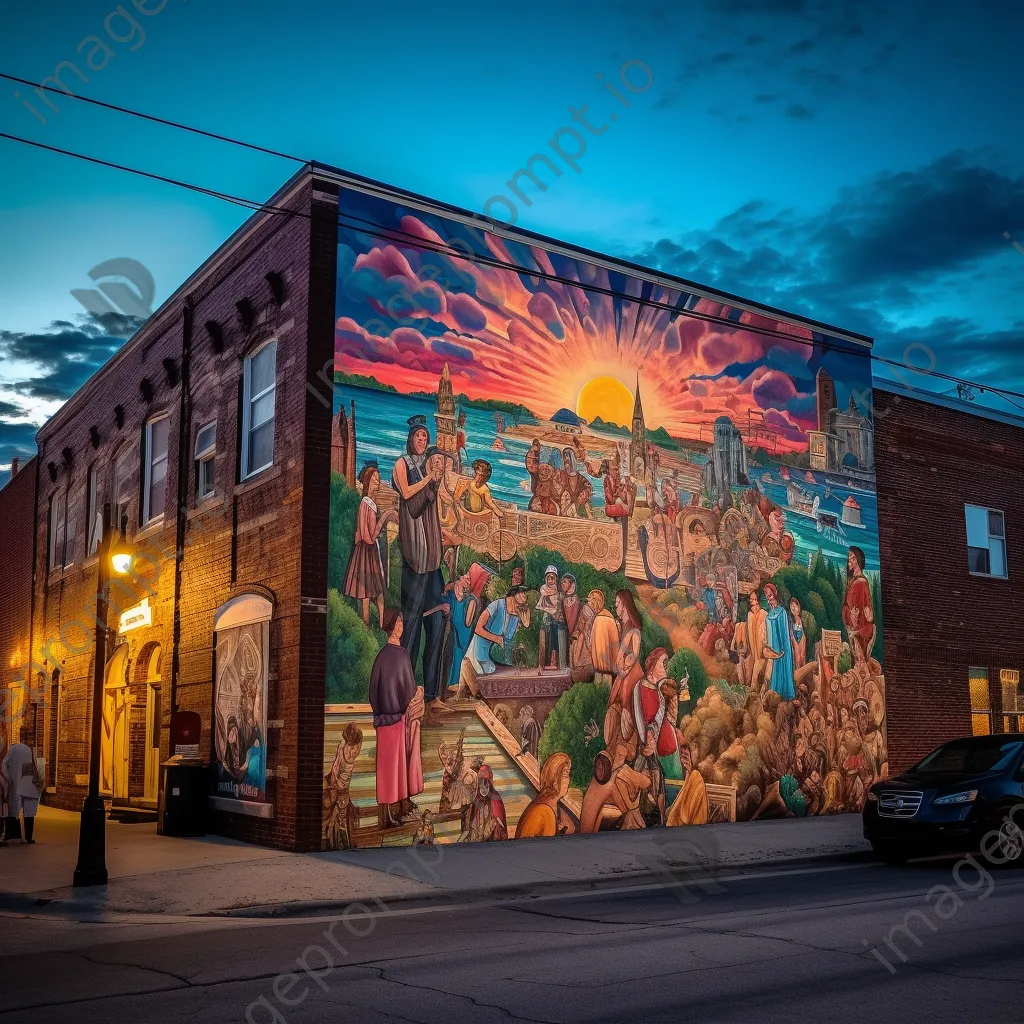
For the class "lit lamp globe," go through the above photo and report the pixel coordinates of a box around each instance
[110,540,134,575]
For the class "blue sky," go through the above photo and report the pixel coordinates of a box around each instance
[1,0,1023,471]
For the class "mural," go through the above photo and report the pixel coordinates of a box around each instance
[213,610,269,808]
[323,187,887,849]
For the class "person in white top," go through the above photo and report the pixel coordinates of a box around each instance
[3,737,42,845]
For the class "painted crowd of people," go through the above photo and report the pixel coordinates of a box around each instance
[327,411,886,847]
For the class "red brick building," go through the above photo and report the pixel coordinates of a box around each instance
[4,168,339,850]
[0,457,39,753]
[2,162,1022,850]
[875,380,1024,772]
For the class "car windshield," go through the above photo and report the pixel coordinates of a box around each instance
[913,738,1023,774]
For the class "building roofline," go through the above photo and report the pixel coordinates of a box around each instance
[310,160,873,349]
[0,455,37,496]
[875,378,1024,430]
[37,158,874,445]
[37,165,316,444]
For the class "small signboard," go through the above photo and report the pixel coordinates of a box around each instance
[821,629,843,659]
[119,597,152,634]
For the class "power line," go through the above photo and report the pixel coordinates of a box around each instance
[335,212,1024,406]
[1,71,307,164]
[3,125,1023,410]
[0,130,306,217]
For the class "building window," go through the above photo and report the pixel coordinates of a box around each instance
[969,667,992,736]
[114,448,134,531]
[1001,668,1023,733]
[86,464,101,557]
[241,339,277,480]
[965,505,1007,578]
[48,491,67,570]
[143,416,170,523]
[195,421,217,500]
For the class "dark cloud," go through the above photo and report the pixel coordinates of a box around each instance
[813,152,1024,285]
[0,318,131,402]
[0,421,38,478]
[625,151,1024,395]
[785,102,814,119]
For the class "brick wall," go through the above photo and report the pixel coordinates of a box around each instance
[875,388,1024,772]
[29,169,333,849]
[0,458,38,749]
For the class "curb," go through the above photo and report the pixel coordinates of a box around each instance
[209,848,875,919]
[1,847,875,921]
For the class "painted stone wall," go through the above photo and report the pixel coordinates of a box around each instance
[323,186,886,850]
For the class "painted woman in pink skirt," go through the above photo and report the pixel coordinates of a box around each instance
[343,463,397,627]
[369,610,422,828]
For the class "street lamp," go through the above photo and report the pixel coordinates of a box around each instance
[74,502,133,887]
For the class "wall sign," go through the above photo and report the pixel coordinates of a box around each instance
[118,597,152,634]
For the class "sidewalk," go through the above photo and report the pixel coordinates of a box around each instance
[0,805,871,918]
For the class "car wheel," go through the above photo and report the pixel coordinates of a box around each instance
[984,818,1024,867]
[871,842,909,865]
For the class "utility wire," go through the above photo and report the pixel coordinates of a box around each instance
[335,212,1024,408]
[0,71,307,164]
[0,130,305,216]
[3,125,1024,411]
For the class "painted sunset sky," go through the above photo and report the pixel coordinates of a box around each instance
[335,189,873,452]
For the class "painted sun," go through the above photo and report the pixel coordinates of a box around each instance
[576,376,634,428]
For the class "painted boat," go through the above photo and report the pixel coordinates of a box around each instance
[786,482,816,516]
[491,436,506,451]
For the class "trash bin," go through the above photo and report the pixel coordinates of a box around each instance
[158,758,210,837]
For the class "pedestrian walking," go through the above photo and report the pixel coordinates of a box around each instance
[3,737,42,844]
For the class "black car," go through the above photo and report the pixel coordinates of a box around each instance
[864,734,1024,865]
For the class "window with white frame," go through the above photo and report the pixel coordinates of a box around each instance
[143,416,170,523]
[86,463,101,556]
[114,447,134,532]
[195,421,216,500]
[48,491,67,570]
[966,504,1007,578]
[241,339,277,480]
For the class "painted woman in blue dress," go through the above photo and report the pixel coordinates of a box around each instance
[243,731,266,792]
[441,562,494,698]
[762,583,796,701]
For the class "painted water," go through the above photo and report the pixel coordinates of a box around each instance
[335,382,880,573]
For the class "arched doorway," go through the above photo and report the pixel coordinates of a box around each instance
[137,642,163,802]
[100,645,131,800]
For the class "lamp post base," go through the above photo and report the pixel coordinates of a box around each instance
[73,794,108,887]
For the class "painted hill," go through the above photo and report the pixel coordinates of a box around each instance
[550,407,583,426]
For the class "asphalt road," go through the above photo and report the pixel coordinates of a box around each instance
[3,856,1024,1023]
